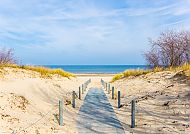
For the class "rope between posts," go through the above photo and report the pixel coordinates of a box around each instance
[15,105,58,134]
[13,81,91,134]
[101,79,181,133]
[136,103,181,134]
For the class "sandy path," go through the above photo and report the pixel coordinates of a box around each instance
[76,88,125,134]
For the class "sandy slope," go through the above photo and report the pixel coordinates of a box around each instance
[1,67,189,134]
[107,71,190,134]
[0,67,112,134]
[0,68,85,133]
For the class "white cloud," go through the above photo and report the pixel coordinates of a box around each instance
[0,0,190,64]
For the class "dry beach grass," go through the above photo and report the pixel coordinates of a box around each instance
[0,65,189,134]
[0,66,112,134]
[0,67,86,134]
[111,63,190,82]
[109,67,190,134]
[0,64,75,78]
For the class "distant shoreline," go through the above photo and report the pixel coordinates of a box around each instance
[76,73,115,77]
[44,65,148,74]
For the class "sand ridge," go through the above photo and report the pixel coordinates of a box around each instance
[0,67,107,134]
[0,67,190,134]
[107,70,190,134]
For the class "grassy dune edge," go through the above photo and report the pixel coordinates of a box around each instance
[112,63,190,82]
[0,64,75,78]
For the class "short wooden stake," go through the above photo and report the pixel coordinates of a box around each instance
[131,100,135,128]
[59,100,63,126]
[72,91,75,108]
[118,91,121,108]
[112,87,114,99]
[79,86,81,100]
[106,83,107,91]
[82,84,84,92]
[84,83,86,91]
[82,86,84,94]
[108,84,110,94]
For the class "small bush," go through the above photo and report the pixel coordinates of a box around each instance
[0,48,16,64]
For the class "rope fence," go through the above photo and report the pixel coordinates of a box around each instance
[11,79,92,134]
[101,78,184,133]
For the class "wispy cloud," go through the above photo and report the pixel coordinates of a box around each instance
[0,0,190,64]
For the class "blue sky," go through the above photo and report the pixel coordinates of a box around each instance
[0,0,190,65]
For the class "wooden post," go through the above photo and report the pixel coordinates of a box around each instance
[82,85,84,94]
[82,84,84,92]
[79,86,81,100]
[84,83,86,91]
[59,100,63,126]
[72,91,75,108]
[131,100,135,128]
[105,83,107,91]
[118,91,120,108]
[112,87,114,99]
[108,84,110,94]
[85,83,87,90]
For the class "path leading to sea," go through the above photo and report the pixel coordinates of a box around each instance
[76,88,125,134]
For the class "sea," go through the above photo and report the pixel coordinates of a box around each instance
[45,65,148,74]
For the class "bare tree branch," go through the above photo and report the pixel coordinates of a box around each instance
[144,30,190,67]
[0,47,16,64]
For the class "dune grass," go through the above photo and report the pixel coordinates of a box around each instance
[0,64,75,78]
[111,63,190,82]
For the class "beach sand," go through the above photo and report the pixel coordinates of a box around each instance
[0,67,189,134]
[108,70,190,134]
[0,67,112,134]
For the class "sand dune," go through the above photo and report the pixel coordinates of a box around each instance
[0,67,189,134]
[109,70,190,134]
[0,67,104,134]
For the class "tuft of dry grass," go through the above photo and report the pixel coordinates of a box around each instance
[123,69,150,77]
[111,73,123,82]
[167,63,190,76]
[111,63,190,82]
[111,69,151,82]
[0,69,3,78]
[0,64,75,78]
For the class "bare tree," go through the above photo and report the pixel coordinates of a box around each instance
[0,48,16,64]
[144,49,160,67]
[144,30,190,67]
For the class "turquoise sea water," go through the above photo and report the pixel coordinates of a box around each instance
[45,65,148,74]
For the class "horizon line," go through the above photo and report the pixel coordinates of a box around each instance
[34,64,148,66]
